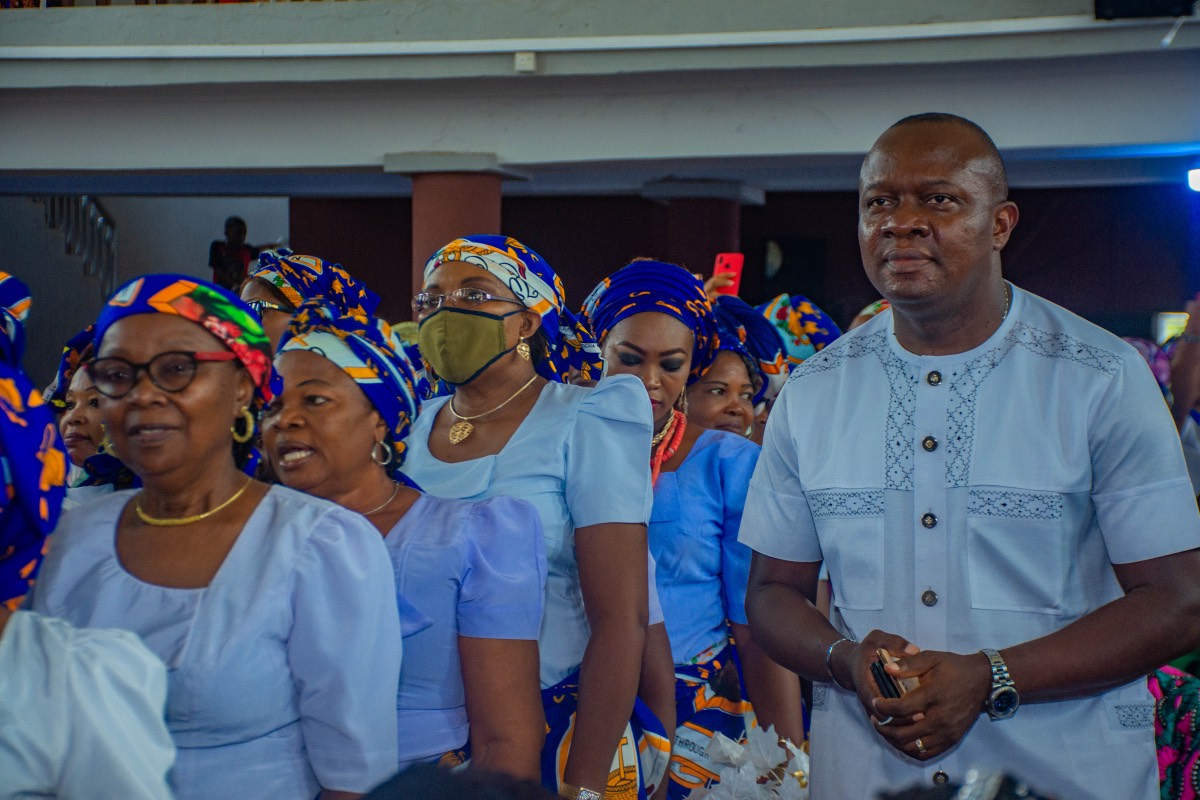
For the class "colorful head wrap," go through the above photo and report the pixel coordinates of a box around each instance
[853,299,891,324]
[250,248,380,319]
[423,236,604,384]
[1125,337,1172,396]
[711,295,788,404]
[278,299,421,476]
[757,293,842,366]
[94,274,274,411]
[580,260,720,385]
[47,325,95,411]
[0,279,66,607]
[0,272,32,367]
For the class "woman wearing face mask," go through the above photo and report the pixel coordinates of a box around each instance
[31,274,401,800]
[685,296,787,441]
[241,249,380,351]
[403,236,670,800]
[581,261,804,800]
[264,298,548,779]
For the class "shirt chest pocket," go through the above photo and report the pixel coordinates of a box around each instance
[966,488,1067,615]
[809,490,884,611]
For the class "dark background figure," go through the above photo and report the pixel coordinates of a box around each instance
[365,765,554,800]
[208,216,264,291]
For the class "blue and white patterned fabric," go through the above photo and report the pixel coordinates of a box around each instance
[741,284,1200,800]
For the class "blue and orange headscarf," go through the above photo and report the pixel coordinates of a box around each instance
[251,249,380,319]
[47,325,95,411]
[0,272,67,608]
[757,293,842,367]
[580,260,720,385]
[712,295,788,404]
[423,236,605,384]
[278,299,421,477]
[94,274,275,410]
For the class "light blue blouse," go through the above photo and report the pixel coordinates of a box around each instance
[650,428,759,665]
[0,611,175,800]
[30,485,402,800]
[388,493,547,768]
[404,374,655,688]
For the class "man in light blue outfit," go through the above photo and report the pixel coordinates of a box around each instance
[739,113,1200,800]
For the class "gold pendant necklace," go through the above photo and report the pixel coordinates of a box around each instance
[448,373,540,445]
[135,478,253,527]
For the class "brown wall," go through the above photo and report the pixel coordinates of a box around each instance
[290,185,1200,336]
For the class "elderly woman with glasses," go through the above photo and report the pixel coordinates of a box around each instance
[31,274,402,800]
[403,236,669,800]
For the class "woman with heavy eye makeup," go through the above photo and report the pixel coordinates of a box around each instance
[402,236,671,800]
[30,274,401,800]
[582,260,804,800]
[262,298,548,780]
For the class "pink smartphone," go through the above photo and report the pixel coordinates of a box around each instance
[712,253,744,296]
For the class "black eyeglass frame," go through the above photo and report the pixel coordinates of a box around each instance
[246,299,296,317]
[411,288,526,314]
[86,351,239,399]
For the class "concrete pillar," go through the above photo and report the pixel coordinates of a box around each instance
[410,172,503,297]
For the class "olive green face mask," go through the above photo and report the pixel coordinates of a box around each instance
[417,306,522,386]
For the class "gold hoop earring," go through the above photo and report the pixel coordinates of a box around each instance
[516,337,532,362]
[371,440,394,467]
[231,407,255,444]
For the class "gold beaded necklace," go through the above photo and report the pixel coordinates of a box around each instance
[134,478,253,527]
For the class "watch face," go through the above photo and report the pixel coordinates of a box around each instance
[990,687,1019,718]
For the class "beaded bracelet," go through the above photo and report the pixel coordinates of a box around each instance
[825,637,855,691]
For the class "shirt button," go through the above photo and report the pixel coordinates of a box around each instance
[932,771,949,785]
[922,435,938,452]
[921,589,938,607]
[921,512,937,528]
[926,371,942,386]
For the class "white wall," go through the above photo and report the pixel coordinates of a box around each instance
[0,195,288,388]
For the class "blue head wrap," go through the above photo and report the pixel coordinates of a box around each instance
[0,273,32,367]
[250,249,380,319]
[423,236,605,384]
[0,274,66,607]
[580,260,719,385]
[278,299,421,477]
[47,325,95,410]
[712,295,788,404]
[757,293,842,366]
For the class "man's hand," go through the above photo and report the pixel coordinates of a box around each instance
[871,650,993,761]
[829,629,919,722]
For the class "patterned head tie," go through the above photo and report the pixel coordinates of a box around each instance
[94,274,275,415]
[580,259,720,385]
[278,299,421,478]
[757,293,842,367]
[711,295,788,404]
[250,248,380,319]
[0,275,66,607]
[423,236,605,384]
[46,325,95,411]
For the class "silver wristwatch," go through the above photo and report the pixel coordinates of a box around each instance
[980,648,1019,720]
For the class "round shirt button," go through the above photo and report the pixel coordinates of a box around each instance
[921,589,938,607]
[921,512,937,528]
[922,436,938,452]
[932,771,949,785]
[926,371,942,386]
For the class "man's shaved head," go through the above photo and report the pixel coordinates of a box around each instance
[874,113,1009,203]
